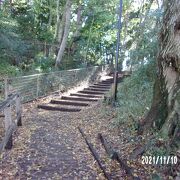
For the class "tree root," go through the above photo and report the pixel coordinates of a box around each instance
[98,133,140,180]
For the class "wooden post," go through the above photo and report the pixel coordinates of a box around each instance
[4,104,13,149]
[59,72,62,92]
[112,71,118,101]
[102,65,104,72]
[16,94,22,126]
[74,70,77,84]
[36,75,40,97]
[4,78,9,99]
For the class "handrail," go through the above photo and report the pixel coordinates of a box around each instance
[0,93,22,153]
[0,94,17,110]
[4,66,105,103]
[6,66,99,79]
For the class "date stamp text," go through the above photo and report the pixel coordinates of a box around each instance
[141,156,178,165]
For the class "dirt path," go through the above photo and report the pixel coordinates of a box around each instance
[1,101,99,179]
[0,94,129,180]
[1,75,158,180]
[0,77,124,179]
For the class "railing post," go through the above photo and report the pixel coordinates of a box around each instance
[16,94,22,126]
[36,75,40,98]
[74,70,78,83]
[102,65,104,72]
[4,104,13,149]
[4,78,9,99]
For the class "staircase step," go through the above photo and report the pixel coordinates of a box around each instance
[101,81,113,84]
[102,79,113,82]
[61,96,98,102]
[84,88,108,92]
[78,90,105,95]
[70,93,102,98]
[37,104,81,112]
[102,78,113,80]
[104,78,113,80]
[89,85,110,89]
[92,84,111,87]
[50,99,89,106]
[98,82,113,85]
[98,79,122,85]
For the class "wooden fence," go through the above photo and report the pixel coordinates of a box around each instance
[0,79,4,102]
[0,66,110,152]
[0,93,22,152]
[4,66,102,103]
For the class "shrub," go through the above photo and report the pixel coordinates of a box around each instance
[0,62,19,77]
[114,60,156,128]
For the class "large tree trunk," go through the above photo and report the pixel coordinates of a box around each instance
[85,15,95,63]
[54,0,66,44]
[55,0,72,67]
[143,0,180,149]
[57,5,66,45]
[68,3,83,56]
[54,0,60,41]
[54,0,65,43]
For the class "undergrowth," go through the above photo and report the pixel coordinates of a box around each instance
[114,60,156,128]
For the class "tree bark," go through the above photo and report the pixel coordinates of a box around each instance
[85,15,95,63]
[54,0,60,41]
[55,0,72,67]
[57,6,66,44]
[143,0,180,149]
[68,3,83,56]
[54,0,66,44]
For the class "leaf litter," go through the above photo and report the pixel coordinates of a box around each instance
[0,96,161,179]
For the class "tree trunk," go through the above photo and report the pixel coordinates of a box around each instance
[57,6,66,44]
[85,15,95,63]
[54,0,59,40]
[54,0,65,43]
[55,0,72,67]
[68,3,83,56]
[143,0,180,149]
[72,3,82,40]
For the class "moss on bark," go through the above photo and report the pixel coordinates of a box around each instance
[143,0,180,150]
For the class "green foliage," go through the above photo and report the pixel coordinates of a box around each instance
[0,15,39,77]
[114,60,156,127]
[146,136,168,157]
[33,0,54,42]
[0,0,163,75]
[121,2,161,70]
[15,12,35,39]
[0,61,19,76]
[0,2,54,76]
[34,55,56,72]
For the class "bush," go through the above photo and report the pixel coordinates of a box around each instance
[114,60,156,128]
[28,54,55,73]
[0,62,19,77]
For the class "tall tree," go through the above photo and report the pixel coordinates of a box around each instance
[68,2,83,56]
[55,0,72,67]
[142,0,180,149]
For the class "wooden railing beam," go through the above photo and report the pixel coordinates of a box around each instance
[0,93,22,153]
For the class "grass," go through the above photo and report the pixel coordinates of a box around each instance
[114,60,156,128]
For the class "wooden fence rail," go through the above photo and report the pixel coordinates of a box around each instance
[0,93,22,152]
[4,66,104,103]
[0,65,111,153]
